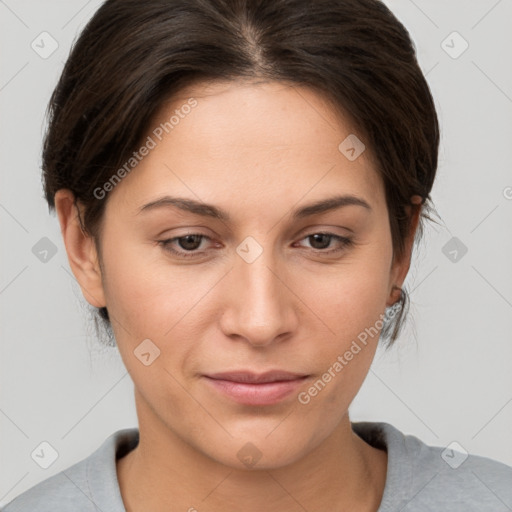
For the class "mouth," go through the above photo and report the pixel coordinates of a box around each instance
[202,370,310,406]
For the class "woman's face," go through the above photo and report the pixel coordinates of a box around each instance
[66,80,413,468]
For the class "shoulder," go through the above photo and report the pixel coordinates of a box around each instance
[352,421,512,512]
[1,462,90,512]
[1,428,139,512]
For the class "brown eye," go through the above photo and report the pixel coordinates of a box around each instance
[175,234,203,251]
[158,234,212,259]
[308,233,332,250]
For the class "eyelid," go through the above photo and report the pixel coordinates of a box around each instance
[293,232,354,253]
[158,233,214,258]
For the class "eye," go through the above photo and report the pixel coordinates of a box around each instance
[294,232,354,255]
[158,232,354,260]
[158,234,213,259]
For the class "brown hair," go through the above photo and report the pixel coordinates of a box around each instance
[42,0,440,347]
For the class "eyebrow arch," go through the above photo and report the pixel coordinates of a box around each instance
[137,194,372,221]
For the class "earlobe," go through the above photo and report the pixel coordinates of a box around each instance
[54,189,106,309]
[386,196,423,307]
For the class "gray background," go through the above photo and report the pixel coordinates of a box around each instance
[1,0,511,505]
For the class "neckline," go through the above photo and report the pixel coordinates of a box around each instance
[351,421,413,512]
[89,421,411,512]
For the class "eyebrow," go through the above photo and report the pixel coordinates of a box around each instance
[137,194,372,221]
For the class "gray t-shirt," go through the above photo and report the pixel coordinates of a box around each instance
[2,422,511,511]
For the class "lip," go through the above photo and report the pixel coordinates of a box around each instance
[203,370,310,406]
[206,370,308,383]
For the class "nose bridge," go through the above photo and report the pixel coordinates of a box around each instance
[224,236,294,344]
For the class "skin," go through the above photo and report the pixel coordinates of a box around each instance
[55,80,421,512]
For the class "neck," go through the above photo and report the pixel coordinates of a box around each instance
[117,394,387,512]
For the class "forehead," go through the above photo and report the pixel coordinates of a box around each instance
[106,79,385,217]
[159,79,361,153]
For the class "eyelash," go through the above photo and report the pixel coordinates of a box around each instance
[157,232,354,259]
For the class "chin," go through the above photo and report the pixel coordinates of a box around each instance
[196,421,318,471]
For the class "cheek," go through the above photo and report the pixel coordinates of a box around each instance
[98,238,219,381]
[297,271,388,425]
[295,241,393,392]
[99,237,202,335]
[303,249,392,340]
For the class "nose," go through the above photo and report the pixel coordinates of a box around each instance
[219,245,298,347]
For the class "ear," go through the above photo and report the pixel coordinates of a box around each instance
[386,195,423,307]
[54,189,106,309]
